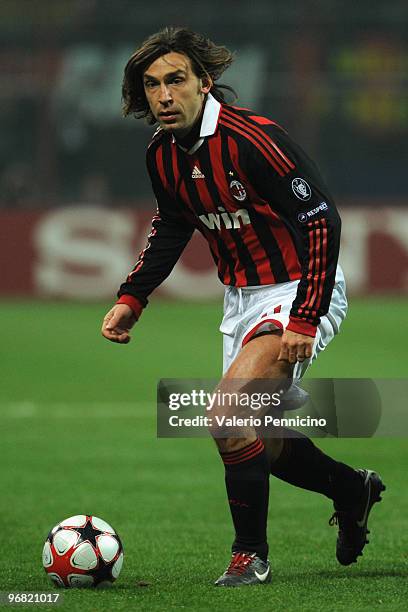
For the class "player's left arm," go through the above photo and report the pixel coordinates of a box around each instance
[244,125,341,363]
[278,329,314,364]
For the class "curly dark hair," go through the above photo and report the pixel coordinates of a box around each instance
[122,26,236,124]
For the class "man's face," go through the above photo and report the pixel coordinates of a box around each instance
[143,52,211,137]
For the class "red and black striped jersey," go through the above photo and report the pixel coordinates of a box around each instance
[118,93,341,336]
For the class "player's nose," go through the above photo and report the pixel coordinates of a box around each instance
[158,83,172,104]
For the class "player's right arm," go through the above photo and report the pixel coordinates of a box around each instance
[102,138,194,344]
[101,303,136,344]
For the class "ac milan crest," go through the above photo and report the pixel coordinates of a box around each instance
[229,180,247,202]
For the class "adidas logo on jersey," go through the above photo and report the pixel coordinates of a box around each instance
[192,165,205,179]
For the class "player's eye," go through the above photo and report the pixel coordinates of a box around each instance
[144,81,157,89]
[171,77,184,84]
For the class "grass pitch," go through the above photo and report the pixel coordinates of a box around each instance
[1,298,407,611]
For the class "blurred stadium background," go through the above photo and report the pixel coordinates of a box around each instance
[1,0,407,301]
[1,2,407,609]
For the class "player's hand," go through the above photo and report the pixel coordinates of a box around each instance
[278,329,314,364]
[101,304,137,344]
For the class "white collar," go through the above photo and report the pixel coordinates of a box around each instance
[200,92,221,137]
[171,93,221,153]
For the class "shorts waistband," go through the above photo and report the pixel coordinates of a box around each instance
[226,281,296,293]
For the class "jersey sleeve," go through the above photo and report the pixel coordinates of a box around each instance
[117,145,194,318]
[244,126,341,336]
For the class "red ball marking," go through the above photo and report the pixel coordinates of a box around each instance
[45,540,98,587]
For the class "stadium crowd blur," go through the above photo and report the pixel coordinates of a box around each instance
[1,0,407,210]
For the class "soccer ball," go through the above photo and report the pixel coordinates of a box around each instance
[42,515,124,588]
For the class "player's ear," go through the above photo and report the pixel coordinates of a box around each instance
[200,74,213,94]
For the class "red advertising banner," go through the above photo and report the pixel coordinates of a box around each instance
[1,206,407,299]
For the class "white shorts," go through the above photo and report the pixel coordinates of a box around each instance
[220,265,348,379]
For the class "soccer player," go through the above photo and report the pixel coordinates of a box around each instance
[101,27,385,586]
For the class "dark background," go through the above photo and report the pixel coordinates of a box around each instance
[1,0,407,208]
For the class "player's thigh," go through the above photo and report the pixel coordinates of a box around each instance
[212,332,292,453]
[224,332,292,380]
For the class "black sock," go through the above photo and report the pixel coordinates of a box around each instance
[220,438,270,561]
[270,431,363,508]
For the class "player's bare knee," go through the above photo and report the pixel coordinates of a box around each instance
[207,411,255,445]
[214,436,257,454]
